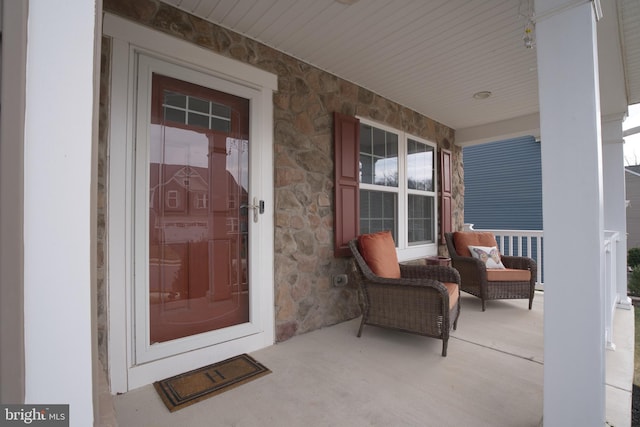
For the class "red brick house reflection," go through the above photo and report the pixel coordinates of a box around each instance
[148,156,249,343]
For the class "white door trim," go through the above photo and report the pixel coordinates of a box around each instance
[105,14,276,392]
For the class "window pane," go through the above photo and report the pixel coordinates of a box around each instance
[370,220,384,234]
[370,191,383,218]
[360,124,372,154]
[211,102,231,119]
[188,96,210,114]
[372,127,386,157]
[164,107,185,124]
[387,133,398,158]
[188,112,209,129]
[164,91,186,108]
[211,117,230,133]
[360,190,370,219]
[374,157,396,186]
[407,139,434,191]
[360,154,373,184]
[408,194,434,245]
[359,189,397,243]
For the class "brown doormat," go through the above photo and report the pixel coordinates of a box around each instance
[153,353,271,412]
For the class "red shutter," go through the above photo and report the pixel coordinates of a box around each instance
[439,148,453,244]
[334,112,360,257]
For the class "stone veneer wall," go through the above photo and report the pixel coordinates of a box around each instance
[97,0,464,366]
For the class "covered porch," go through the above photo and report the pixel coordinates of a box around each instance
[1,0,639,426]
[112,292,634,426]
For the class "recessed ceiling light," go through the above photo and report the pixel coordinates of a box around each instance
[472,91,492,100]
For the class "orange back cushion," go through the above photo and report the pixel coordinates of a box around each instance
[358,231,401,278]
[452,232,498,257]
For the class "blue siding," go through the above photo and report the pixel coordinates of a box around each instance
[463,136,542,230]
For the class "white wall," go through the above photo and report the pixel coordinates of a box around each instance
[23,1,100,425]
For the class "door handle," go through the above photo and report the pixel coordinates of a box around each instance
[240,197,264,223]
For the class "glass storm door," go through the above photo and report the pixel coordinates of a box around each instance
[133,55,263,364]
[148,73,250,343]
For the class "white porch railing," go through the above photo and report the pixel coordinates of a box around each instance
[604,230,620,350]
[470,226,623,350]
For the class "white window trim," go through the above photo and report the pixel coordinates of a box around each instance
[357,117,438,261]
[104,13,277,393]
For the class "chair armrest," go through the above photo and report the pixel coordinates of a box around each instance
[501,255,537,272]
[400,264,460,284]
[450,256,487,284]
[362,277,456,304]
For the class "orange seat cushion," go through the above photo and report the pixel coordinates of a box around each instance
[453,231,499,257]
[486,268,531,282]
[358,231,401,278]
[443,282,459,310]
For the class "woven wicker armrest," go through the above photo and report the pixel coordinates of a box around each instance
[364,274,451,295]
[400,264,460,284]
[501,255,537,273]
[451,256,487,275]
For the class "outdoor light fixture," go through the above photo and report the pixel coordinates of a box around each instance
[472,91,492,100]
[520,0,536,49]
[518,0,602,49]
[523,19,536,49]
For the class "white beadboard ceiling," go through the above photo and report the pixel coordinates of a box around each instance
[163,0,640,132]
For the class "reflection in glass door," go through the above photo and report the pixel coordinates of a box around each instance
[148,74,250,344]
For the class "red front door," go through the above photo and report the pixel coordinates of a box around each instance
[147,74,250,344]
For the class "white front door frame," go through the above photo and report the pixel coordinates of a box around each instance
[104,14,277,392]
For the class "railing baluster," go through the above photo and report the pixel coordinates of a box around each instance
[537,236,543,285]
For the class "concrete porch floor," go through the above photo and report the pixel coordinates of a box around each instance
[113,292,633,426]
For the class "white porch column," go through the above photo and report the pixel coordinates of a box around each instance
[23,1,100,426]
[535,0,605,425]
[602,115,631,310]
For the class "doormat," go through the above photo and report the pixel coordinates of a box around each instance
[153,353,271,412]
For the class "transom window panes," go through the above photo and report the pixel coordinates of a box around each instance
[163,90,232,133]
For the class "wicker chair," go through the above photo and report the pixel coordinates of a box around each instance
[349,238,461,357]
[444,232,537,311]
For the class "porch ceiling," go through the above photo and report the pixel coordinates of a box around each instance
[163,0,640,136]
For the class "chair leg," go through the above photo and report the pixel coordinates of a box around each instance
[529,296,533,310]
[441,338,448,357]
[357,316,366,337]
[481,299,486,312]
[453,306,459,330]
